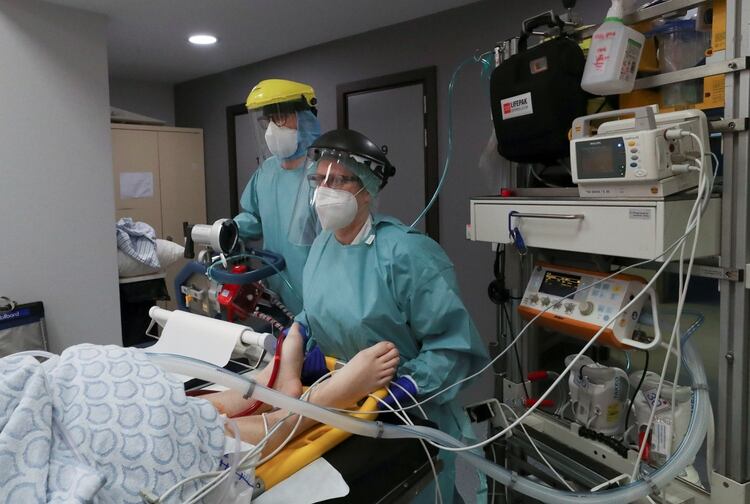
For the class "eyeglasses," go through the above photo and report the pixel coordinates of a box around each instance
[258,113,291,129]
[307,174,361,189]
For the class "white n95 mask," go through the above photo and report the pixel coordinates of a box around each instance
[265,121,298,159]
[314,186,361,231]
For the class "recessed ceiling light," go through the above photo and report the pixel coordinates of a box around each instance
[188,34,218,46]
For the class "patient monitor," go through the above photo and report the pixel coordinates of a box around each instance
[570,106,710,198]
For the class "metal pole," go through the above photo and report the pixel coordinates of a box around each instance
[716,0,750,482]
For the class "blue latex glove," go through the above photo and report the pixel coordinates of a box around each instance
[301,346,327,386]
[379,375,419,411]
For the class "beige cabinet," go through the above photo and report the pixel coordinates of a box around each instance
[112,124,207,307]
[112,128,163,235]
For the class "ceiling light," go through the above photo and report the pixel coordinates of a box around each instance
[188,34,218,46]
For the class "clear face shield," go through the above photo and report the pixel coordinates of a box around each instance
[288,150,380,246]
[248,103,320,167]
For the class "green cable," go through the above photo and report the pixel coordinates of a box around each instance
[410,50,494,228]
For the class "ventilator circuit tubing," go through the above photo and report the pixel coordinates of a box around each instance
[148,342,710,504]
[410,50,493,229]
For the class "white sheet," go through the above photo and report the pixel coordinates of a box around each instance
[255,457,349,504]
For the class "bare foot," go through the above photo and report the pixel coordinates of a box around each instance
[314,341,399,409]
[206,326,305,415]
[230,341,399,451]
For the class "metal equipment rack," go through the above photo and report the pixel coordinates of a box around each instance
[707,0,750,498]
[474,0,750,501]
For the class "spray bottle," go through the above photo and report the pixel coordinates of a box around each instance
[581,0,645,95]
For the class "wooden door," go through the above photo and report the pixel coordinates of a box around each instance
[158,130,207,307]
[112,128,162,235]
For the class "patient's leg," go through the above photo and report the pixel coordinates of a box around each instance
[232,341,399,456]
[207,325,305,416]
[310,341,400,409]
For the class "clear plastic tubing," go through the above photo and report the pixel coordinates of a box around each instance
[146,352,381,438]
[148,341,709,504]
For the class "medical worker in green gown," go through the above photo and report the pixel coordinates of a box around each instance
[234,79,321,314]
[288,128,489,503]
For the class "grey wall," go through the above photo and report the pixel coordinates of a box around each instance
[109,76,175,125]
[0,0,121,352]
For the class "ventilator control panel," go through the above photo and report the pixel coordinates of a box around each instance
[518,263,653,349]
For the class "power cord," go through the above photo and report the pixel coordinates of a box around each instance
[489,244,530,400]
[504,303,530,400]
[488,244,511,305]
[624,350,649,442]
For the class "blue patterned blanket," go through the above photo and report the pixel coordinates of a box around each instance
[0,344,225,503]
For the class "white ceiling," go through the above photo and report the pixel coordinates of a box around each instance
[47,0,481,83]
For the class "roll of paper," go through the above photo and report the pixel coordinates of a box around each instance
[149,310,242,381]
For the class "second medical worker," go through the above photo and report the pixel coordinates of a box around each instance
[234,79,321,314]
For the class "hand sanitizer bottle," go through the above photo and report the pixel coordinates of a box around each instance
[581,0,646,95]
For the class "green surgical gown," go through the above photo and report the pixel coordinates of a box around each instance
[297,215,489,503]
[234,156,309,314]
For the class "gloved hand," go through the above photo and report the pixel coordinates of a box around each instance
[378,375,419,411]
[288,323,328,386]
[301,345,327,386]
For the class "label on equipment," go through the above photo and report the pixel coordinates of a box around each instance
[651,417,673,457]
[629,208,652,220]
[529,56,548,74]
[501,92,534,120]
[606,403,621,423]
[644,388,671,413]
[619,39,643,81]
[590,30,616,73]
[0,308,31,321]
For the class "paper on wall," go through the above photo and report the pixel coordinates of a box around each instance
[120,171,154,199]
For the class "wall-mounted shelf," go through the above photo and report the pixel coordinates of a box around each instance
[634,57,748,90]
[624,0,708,25]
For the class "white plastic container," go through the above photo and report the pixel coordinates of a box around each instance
[581,0,646,95]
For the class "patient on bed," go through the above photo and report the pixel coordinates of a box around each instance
[0,330,396,503]
[0,344,227,503]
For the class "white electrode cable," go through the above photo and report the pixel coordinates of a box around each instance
[499,403,575,491]
[380,140,713,454]
[630,131,708,480]
[626,133,711,482]
[378,388,443,504]
[177,371,337,504]
[379,215,705,419]
[255,370,335,465]
[428,246,679,453]
[382,134,717,423]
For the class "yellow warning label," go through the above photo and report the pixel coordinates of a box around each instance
[607,403,621,423]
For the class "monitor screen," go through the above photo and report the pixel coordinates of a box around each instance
[575,137,627,179]
[539,270,582,298]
